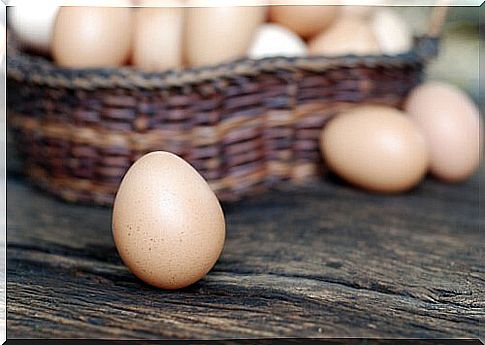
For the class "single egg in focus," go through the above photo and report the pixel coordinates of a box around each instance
[112,151,226,290]
[320,106,429,193]
[405,81,482,182]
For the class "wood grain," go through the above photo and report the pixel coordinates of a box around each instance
[6,171,483,339]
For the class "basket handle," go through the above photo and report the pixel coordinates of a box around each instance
[427,3,449,37]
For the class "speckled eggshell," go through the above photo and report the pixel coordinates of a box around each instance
[405,81,482,182]
[112,151,226,290]
[320,106,429,193]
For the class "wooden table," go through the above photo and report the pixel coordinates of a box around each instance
[6,171,483,339]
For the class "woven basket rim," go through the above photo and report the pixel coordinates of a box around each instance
[7,35,439,91]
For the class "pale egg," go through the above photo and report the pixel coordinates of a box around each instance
[370,8,413,55]
[112,151,226,290]
[405,81,482,182]
[132,7,184,71]
[321,106,429,193]
[184,6,266,67]
[248,23,307,59]
[8,4,60,54]
[52,6,134,68]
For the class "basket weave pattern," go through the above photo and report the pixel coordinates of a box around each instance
[7,38,436,205]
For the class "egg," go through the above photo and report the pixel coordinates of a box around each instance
[52,6,133,68]
[309,17,381,56]
[184,5,266,67]
[132,7,183,71]
[112,151,226,290]
[8,4,60,54]
[248,23,307,59]
[321,106,429,193]
[269,4,340,39]
[370,8,413,55]
[405,82,482,182]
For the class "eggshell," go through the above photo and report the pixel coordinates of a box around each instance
[269,4,340,39]
[371,8,413,55]
[132,7,183,71]
[185,6,266,67]
[8,4,60,54]
[309,17,381,56]
[248,23,307,59]
[112,151,226,290]
[321,106,429,193]
[405,82,482,182]
[52,6,133,68]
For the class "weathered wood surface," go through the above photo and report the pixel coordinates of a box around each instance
[6,170,484,339]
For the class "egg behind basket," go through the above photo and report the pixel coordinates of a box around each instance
[8,4,59,55]
[248,23,307,59]
[309,16,381,56]
[184,5,266,67]
[132,6,184,71]
[52,5,134,68]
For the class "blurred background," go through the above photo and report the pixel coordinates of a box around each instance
[397,6,481,105]
[3,4,482,175]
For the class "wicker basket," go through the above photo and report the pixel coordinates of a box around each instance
[7,7,446,205]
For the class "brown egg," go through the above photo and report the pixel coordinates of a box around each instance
[184,6,266,67]
[52,6,133,68]
[112,151,226,290]
[132,7,183,71]
[269,4,340,39]
[321,106,429,193]
[309,16,381,56]
[405,82,482,182]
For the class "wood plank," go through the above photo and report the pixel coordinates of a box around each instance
[6,171,483,339]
